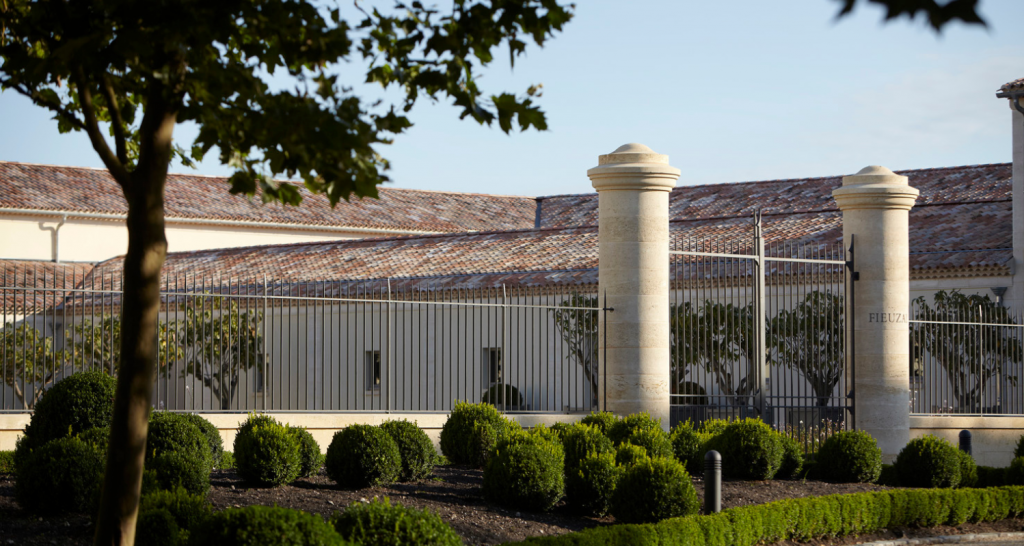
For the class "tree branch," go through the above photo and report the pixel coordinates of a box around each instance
[101,74,129,165]
[72,67,131,187]
[1,78,87,132]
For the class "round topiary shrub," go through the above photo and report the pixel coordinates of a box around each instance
[615,443,649,467]
[482,433,564,511]
[606,412,662,446]
[331,497,461,546]
[549,421,572,439]
[957,449,978,488]
[560,422,613,474]
[481,383,524,409]
[565,451,620,517]
[147,412,213,473]
[180,413,225,469]
[233,415,302,487]
[189,505,347,546]
[24,371,115,445]
[580,411,618,436]
[136,508,181,546]
[610,456,700,524]
[380,420,436,482]
[439,401,508,466]
[326,424,401,488]
[287,426,325,479]
[709,418,783,480]
[624,428,674,460]
[698,418,730,436]
[815,430,881,483]
[1015,434,1024,458]
[148,450,212,496]
[15,436,104,514]
[140,486,211,535]
[894,435,961,488]
[670,422,703,475]
[776,434,804,480]
[78,426,111,452]
[1006,456,1024,485]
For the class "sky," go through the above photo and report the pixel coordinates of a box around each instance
[0,0,1021,199]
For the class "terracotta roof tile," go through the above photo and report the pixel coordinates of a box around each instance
[1000,78,1024,93]
[0,161,536,233]
[0,260,94,314]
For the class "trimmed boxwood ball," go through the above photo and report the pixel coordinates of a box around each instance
[15,436,104,514]
[560,422,613,474]
[233,414,302,487]
[380,420,436,482]
[288,426,325,478]
[180,413,225,469]
[565,451,620,517]
[482,432,564,511]
[816,430,881,483]
[1015,434,1024,458]
[1006,456,1024,485]
[776,434,804,480]
[439,401,508,466]
[957,449,978,488]
[140,486,211,534]
[331,497,462,546]
[0,450,14,474]
[894,434,961,488]
[189,505,347,546]
[24,370,115,445]
[78,426,110,452]
[610,456,699,524]
[148,450,212,496]
[136,508,181,546]
[579,411,618,436]
[709,418,784,480]
[614,443,649,467]
[606,412,662,446]
[147,412,213,472]
[326,424,401,488]
[624,428,674,460]
[670,422,703,474]
[548,421,572,439]
[698,418,730,436]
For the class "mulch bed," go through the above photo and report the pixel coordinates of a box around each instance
[1,468,1022,545]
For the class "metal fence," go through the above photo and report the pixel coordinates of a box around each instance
[1,263,600,414]
[909,292,1024,416]
[669,214,851,445]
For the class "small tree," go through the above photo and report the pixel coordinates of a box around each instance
[912,290,1022,412]
[551,293,599,405]
[768,290,844,407]
[0,322,68,408]
[670,300,758,406]
[66,316,183,375]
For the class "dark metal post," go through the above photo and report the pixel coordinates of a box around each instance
[959,430,972,455]
[704,450,721,514]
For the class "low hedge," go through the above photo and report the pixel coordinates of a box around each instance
[503,486,1024,546]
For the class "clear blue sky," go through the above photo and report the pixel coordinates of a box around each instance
[1,0,1021,198]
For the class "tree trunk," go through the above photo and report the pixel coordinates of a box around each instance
[93,97,175,546]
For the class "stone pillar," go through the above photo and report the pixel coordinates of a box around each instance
[1009,101,1024,310]
[588,143,679,430]
[832,166,919,462]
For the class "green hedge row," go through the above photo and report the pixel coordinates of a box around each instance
[501,486,1024,546]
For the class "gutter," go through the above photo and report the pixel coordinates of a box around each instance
[0,207,444,237]
[996,88,1024,117]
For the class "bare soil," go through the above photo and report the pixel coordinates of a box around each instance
[0,468,1021,545]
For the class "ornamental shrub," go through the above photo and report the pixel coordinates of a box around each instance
[564,451,620,517]
[148,450,211,496]
[698,417,730,436]
[24,371,115,445]
[1015,434,1024,458]
[147,412,213,473]
[606,412,662,446]
[288,426,325,479]
[615,443,649,467]
[331,497,462,546]
[0,450,14,474]
[610,456,700,524]
[708,418,783,480]
[482,432,564,511]
[624,427,674,460]
[894,435,961,488]
[559,423,613,474]
[140,486,211,535]
[579,411,618,436]
[136,508,181,546]
[816,430,882,483]
[15,436,104,514]
[958,450,978,488]
[1006,457,1024,486]
[326,425,401,488]
[776,435,804,480]
[233,415,302,487]
[548,421,573,439]
[180,413,225,469]
[380,420,436,482]
[78,426,110,451]
[439,401,508,466]
[189,505,348,546]
[481,383,524,409]
[670,421,703,474]
[528,423,562,446]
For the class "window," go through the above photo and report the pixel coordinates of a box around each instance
[365,351,381,392]
[483,348,502,385]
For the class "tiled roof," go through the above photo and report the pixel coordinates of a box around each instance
[1000,78,1024,93]
[1,260,94,314]
[0,161,536,233]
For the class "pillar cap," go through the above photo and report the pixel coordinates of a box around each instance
[832,165,919,211]
[588,143,680,192]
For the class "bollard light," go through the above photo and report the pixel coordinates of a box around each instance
[959,430,972,456]
[704,450,722,515]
